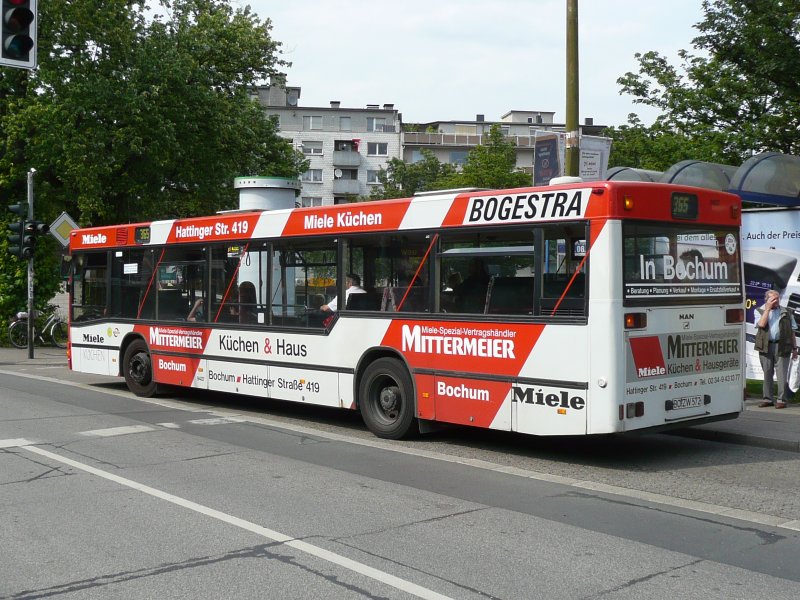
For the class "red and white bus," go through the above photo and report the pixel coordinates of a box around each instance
[67,181,745,439]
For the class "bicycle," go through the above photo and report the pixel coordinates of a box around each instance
[8,307,69,349]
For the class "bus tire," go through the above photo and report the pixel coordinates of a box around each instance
[123,339,157,397]
[358,357,417,439]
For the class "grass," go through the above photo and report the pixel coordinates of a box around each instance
[746,379,799,403]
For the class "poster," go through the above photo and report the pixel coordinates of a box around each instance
[741,209,800,378]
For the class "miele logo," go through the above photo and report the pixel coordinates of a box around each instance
[82,333,105,343]
[82,233,107,245]
[512,386,586,410]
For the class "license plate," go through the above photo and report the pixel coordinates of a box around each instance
[668,395,703,411]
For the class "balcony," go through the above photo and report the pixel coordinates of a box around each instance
[332,179,361,195]
[368,124,397,133]
[332,150,361,167]
[403,132,538,148]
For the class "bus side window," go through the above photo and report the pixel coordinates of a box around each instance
[486,276,534,315]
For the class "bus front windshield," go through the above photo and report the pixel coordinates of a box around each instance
[623,223,742,305]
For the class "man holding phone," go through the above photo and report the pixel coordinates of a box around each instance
[754,289,798,408]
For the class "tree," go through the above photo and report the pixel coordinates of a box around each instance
[370,125,530,200]
[0,1,306,329]
[370,149,456,199]
[1,0,306,227]
[604,115,724,171]
[440,124,531,190]
[616,0,800,162]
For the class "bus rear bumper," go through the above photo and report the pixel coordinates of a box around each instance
[626,410,742,436]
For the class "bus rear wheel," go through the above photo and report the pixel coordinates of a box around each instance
[359,357,417,439]
[123,339,157,397]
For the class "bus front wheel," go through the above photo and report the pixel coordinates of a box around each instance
[358,357,417,439]
[123,339,157,397]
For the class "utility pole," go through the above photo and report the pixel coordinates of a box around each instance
[565,0,580,177]
[26,168,35,359]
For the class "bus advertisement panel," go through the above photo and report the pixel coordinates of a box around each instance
[742,209,800,378]
[67,181,745,439]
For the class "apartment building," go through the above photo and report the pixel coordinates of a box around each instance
[253,82,608,202]
[403,111,606,179]
[252,84,402,206]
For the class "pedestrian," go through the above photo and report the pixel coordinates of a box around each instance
[754,289,797,408]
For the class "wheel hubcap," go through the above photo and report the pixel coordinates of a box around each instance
[130,353,151,384]
[376,384,401,421]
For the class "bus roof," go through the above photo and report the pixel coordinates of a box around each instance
[69,181,741,251]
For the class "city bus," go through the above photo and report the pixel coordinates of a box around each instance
[67,181,745,439]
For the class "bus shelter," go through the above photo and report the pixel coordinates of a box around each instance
[606,166,663,182]
[729,152,800,207]
[607,153,800,208]
[661,160,738,191]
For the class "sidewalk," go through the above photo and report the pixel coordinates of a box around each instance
[2,346,800,452]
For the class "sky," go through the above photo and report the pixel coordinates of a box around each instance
[242,1,706,127]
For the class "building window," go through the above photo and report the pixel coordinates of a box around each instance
[449,151,468,167]
[301,196,323,207]
[302,141,324,155]
[410,150,424,163]
[302,115,323,130]
[339,116,351,131]
[334,139,357,151]
[302,169,323,183]
[500,126,510,136]
[367,142,388,156]
[367,170,381,184]
[367,117,386,132]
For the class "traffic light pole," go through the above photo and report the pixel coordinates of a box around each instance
[26,169,34,359]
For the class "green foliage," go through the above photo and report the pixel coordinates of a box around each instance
[616,0,800,162]
[0,219,62,328]
[0,0,306,327]
[604,115,725,171]
[1,0,305,227]
[370,125,529,199]
[370,149,456,199]
[439,125,531,189]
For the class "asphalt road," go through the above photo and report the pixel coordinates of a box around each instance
[1,366,800,599]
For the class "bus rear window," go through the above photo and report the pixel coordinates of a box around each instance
[623,224,742,304]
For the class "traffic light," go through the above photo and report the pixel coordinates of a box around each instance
[6,202,31,259]
[0,0,36,69]
[8,219,25,258]
[8,221,36,259]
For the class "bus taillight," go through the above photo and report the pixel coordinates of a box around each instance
[624,312,647,329]
[623,196,634,211]
[726,308,744,323]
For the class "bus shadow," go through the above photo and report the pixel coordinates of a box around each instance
[86,381,792,472]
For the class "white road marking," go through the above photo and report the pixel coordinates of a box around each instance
[187,417,246,426]
[0,438,37,448]
[3,368,800,533]
[80,425,155,437]
[157,422,181,429]
[19,444,453,600]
